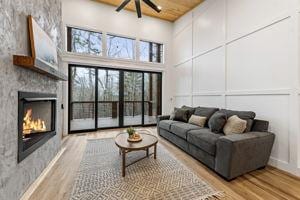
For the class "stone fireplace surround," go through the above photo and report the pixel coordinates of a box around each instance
[0,0,63,200]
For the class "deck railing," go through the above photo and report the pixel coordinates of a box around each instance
[70,101,154,120]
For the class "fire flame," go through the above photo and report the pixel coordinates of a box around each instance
[23,109,46,135]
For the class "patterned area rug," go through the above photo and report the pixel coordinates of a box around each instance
[70,138,224,200]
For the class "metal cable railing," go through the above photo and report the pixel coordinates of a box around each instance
[70,101,154,119]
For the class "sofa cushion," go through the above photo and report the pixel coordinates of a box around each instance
[220,109,256,132]
[208,111,227,133]
[170,122,202,140]
[159,120,176,131]
[187,129,223,156]
[220,109,256,119]
[194,107,219,126]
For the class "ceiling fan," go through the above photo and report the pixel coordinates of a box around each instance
[116,0,162,18]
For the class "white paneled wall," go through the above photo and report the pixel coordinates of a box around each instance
[193,47,225,93]
[193,0,225,55]
[226,18,292,91]
[172,0,300,176]
[174,60,193,96]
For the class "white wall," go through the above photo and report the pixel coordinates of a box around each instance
[61,0,174,134]
[172,0,300,176]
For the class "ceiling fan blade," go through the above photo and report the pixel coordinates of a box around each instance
[142,0,161,13]
[116,0,131,12]
[135,0,142,18]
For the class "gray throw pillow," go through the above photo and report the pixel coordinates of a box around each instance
[208,111,227,133]
[173,108,190,122]
[181,105,196,119]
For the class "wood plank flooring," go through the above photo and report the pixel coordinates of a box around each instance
[28,127,300,200]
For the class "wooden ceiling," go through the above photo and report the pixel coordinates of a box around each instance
[93,0,204,22]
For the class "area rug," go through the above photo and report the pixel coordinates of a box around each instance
[70,138,224,200]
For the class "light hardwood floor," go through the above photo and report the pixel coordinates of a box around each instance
[29,127,300,200]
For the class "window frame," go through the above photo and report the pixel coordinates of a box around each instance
[106,33,136,60]
[66,25,165,65]
[139,40,164,64]
[67,26,103,56]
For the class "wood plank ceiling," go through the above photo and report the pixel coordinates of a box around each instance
[92,0,204,22]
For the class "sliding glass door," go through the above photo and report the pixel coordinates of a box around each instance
[144,73,162,125]
[69,66,96,132]
[69,65,162,133]
[123,71,143,126]
[97,69,120,128]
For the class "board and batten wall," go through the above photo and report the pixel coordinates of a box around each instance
[172,0,300,176]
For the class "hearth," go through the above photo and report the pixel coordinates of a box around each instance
[18,91,56,162]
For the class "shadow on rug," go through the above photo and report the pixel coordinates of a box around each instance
[70,138,224,200]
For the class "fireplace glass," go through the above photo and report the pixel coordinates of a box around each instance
[18,91,56,162]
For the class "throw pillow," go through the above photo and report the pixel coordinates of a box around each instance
[223,115,247,135]
[170,109,176,120]
[220,109,255,132]
[181,105,196,119]
[208,111,227,133]
[173,108,190,122]
[188,115,207,127]
[194,107,219,127]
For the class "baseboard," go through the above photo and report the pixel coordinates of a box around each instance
[20,147,66,200]
[268,157,300,177]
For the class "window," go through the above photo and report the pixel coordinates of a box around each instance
[107,34,135,60]
[140,40,163,63]
[67,27,102,56]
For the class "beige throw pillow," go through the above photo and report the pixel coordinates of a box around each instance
[223,115,247,135]
[188,115,207,127]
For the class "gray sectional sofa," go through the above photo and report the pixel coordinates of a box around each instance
[157,106,275,180]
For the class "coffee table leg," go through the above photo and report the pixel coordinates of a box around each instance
[146,148,149,157]
[154,144,157,159]
[122,150,126,177]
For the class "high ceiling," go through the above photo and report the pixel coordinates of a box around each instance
[93,0,204,22]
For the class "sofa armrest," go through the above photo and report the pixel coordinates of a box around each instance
[215,132,275,180]
[156,115,170,135]
[157,115,170,123]
[251,119,269,132]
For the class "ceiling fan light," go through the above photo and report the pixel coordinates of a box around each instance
[157,6,162,11]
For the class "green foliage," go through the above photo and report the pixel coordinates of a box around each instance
[126,127,136,135]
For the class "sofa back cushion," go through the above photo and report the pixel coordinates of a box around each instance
[220,109,256,132]
[194,107,219,126]
[208,111,227,133]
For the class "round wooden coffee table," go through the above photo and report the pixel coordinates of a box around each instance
[115,132,158,177]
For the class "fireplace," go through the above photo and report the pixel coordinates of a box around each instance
[18,91,56,162]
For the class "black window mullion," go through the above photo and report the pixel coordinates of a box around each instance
[149,42,153,62]
[67,27,72,52]
[157,44,161,63]
[142,73,145,125]
[119,71,124,127]
[95,68,98,129]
